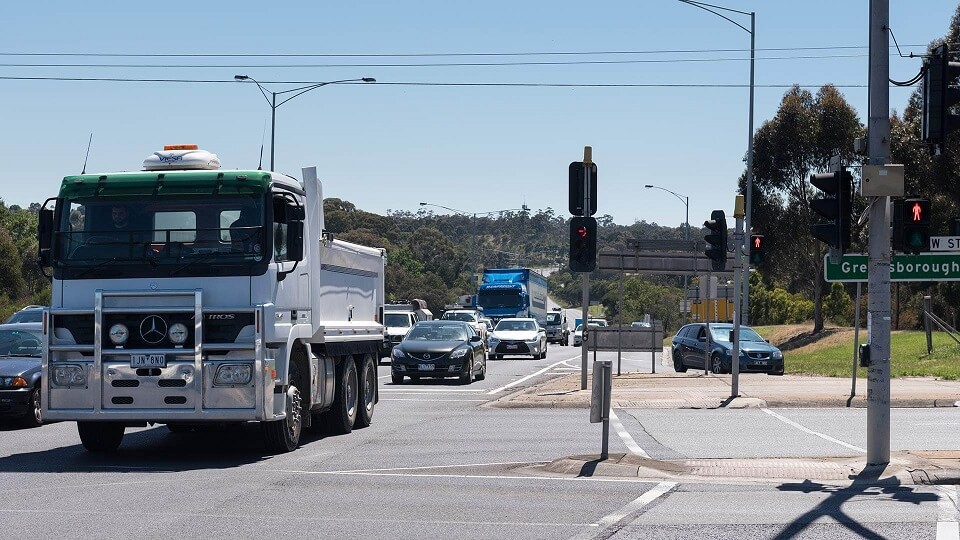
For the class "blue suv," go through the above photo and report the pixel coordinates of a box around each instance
[671,323,784,375]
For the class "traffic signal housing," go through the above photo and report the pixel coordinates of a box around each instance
[893,198,931,254]
[569,216,597,272]
[809,169,853,252]
[703,210,727,271]
[749,234,765,266]
[922,43,960,149]
[568,162,598,216]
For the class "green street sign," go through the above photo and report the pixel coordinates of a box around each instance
[825,253,960,282]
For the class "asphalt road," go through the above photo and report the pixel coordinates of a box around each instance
[1,347,957,539]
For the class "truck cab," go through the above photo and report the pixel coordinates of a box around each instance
[545,308,568,345]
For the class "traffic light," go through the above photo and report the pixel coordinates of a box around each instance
[922,43,960,149]
[703,210,727,271]
[569,216,597,272]
[893,198,931,254]
[809,169,853,252]
[568,161,598,216]
[749,234,765,265]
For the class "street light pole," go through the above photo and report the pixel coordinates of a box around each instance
[234,75,376,171]
[677,0,755,325]
[645,184,691,307]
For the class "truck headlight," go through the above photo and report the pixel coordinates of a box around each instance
[214,363,252,386]
[168,323,188,345]
[450,347,469,359]
[108,324,129,345]
[52,364,86,387]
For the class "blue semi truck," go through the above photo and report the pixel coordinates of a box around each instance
[476,268,548,324]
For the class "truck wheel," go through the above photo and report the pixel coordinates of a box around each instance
[262,384,303,453]
[354,355,376,429]
[78,422,125,452]
[320,358,358,435]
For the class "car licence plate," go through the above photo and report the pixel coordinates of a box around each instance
[755,361,767,366]
[418,363,435,371]
[506,344,518,350]
[131,354,166,368]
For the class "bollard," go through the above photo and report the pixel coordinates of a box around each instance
[589,360,612,459]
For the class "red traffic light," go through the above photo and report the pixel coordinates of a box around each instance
[904,198,931,225]
[753,236,762,249]
[910,201,924,222]
[577,226,588,238]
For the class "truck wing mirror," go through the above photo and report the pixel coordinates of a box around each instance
[37,204,55,268]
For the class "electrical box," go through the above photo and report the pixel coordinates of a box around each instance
[861,164,904,197]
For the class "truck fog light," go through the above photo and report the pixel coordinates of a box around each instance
[108,324,129,345]
[168,323,189,344]
[53,364,86,387]
[214,363,252,386]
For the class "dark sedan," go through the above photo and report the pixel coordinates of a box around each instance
[0,324,43,426]
[391,321,487,384]
[671,323,784,375]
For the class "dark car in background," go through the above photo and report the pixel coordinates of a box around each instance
[390,321,487,385]
[0,323,44,426]
[671,323,784,375]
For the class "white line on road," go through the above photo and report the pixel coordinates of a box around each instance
[324,460,549,473]
[761,408,866,453]
[380,388,485,393]
[567,481,677,540]
[609,409,650,458]
[487,355,580,394]
[937,485,959,540]
[266,469,655,484]
[380,398,487,402]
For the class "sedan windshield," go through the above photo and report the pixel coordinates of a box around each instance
[496,320,537,332]
[442,312,477,323]
[384,313,412,328]
[710,326,765,342]
[407,325,468,341]
[5,310,42,324]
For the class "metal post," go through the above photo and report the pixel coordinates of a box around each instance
[581,146,593,390]
[742,11,756,326]
[269,92,277,171]
[683,196,690,318]
[851,282,862,397]
[651,321,657,374]
[924,295,933,354]
[617,272,624,376]
[866,0,891,465]
[601,361,611,459]
[731,195,745,397]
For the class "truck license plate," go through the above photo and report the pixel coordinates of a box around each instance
[418,363,435,371]
[131,354,166,368]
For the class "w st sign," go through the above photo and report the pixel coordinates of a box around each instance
[929,236,960,251]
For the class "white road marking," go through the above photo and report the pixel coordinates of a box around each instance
[265,469,657,484]
[488,355,580,395]
[609,409,650,458]
[380,388,484,393]
[567,481,677,540]
[937,485,959,540]
[761,408,866,453]
[380,398,487,402]
[327,460,549,473]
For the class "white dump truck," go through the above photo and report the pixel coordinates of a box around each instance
[37,145,385,453]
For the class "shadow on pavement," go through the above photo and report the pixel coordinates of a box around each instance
[773,465,938,539]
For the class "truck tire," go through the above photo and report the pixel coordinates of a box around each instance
[262,348,305,453]
[354,355,376,429]
[78,422,125,452]
[320,357,358,435]
[262,384,303,453]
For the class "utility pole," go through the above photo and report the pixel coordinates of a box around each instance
[866,0,891,465]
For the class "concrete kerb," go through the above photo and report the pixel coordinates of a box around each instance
[538,451,960,486]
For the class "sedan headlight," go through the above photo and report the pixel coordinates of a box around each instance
[168,323,189,345]
[52,364,86,387]
[0,376,28,388]
[488,336,500,346]
[108,324,129,345]
[772,350,783,360]
[214,363,252,386]
[450,347,469,359]
[392,348,407,359]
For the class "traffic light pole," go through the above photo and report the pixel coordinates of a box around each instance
[866,0,891,465]
[581,147,593,390]
[731,195,745,397]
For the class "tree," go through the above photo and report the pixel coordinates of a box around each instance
[745,85,864,333]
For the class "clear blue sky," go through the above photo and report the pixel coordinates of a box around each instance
[1,1,955,228]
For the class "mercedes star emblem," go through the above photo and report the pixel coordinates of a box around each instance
[140,315,168,344]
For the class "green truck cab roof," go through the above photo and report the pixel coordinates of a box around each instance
[58,170,275,199]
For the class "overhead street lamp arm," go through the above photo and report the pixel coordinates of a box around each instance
[677,0,751,32]
[644,184,687,207]
[233,75,273,107]
[275,78,376,108]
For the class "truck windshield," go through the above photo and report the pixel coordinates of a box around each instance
[53,195,268,279]
[478,290,522,308]
[546,313,561,324]
[384,313,412,327]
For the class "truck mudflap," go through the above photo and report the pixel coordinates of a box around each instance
[43,289,277,422]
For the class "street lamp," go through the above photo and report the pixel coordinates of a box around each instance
[234,75,376,171]
[677,0,754,325]
[645,184,691,305]
[418,202,530,274]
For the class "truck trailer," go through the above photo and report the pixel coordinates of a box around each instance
[475,268,548,324]
[38,145,385,453]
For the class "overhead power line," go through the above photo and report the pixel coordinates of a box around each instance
[0,44,927,58]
